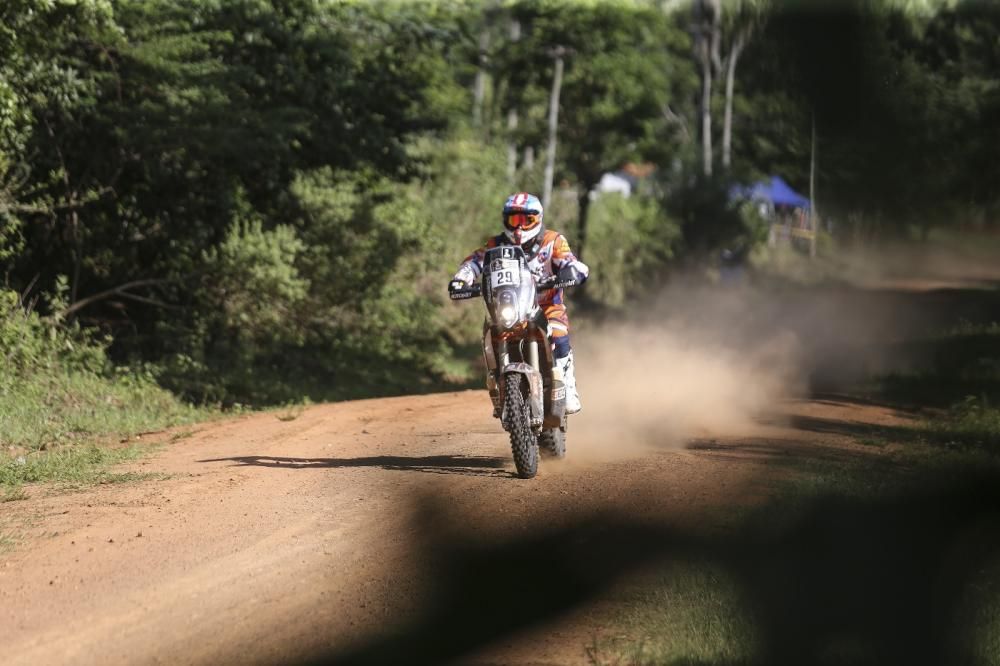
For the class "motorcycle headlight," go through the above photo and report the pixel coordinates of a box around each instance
[499,304,518,328]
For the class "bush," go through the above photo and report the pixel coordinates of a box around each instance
[146,135,511,405]
[0,287,201,454]
[585,193,682,307]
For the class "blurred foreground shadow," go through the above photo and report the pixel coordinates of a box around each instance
[305,469,1000,666]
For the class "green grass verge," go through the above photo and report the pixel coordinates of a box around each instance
[0,369,209,491]
[0,370,210,492]
[588,563,758,665]
[879,321,1000,409]
[0,443,165,488]
[593,429,1000,665]
[1,288,214,491]
[0,368,206,454]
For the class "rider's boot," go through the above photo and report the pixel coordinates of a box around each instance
[556,351,582,414]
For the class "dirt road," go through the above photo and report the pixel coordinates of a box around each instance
[0,388,913,665]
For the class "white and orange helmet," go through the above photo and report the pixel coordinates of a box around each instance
[502,192,544,246]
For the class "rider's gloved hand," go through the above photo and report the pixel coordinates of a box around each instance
[557,265,586,286]
[448,279,468,294]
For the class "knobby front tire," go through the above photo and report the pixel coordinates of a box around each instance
[505,373,539,479]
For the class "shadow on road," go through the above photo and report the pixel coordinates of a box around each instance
[686,435,902,468]
[296,470,1000,666]
[785,414,922,442]
[198,454,513,477]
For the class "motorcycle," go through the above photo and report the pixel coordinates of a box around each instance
[449,245,579,478]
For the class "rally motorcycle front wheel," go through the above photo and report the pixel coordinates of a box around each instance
[504,373,539,479]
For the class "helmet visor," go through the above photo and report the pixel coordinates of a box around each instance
[503,212,540,232]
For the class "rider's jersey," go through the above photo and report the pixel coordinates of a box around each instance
[454,230,589,307]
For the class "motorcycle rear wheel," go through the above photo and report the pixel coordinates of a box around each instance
[504,374,539,479]
[539,427,566,459]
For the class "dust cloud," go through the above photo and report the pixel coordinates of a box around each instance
[570,287,806,461]
[818,239,1000,291]
[559,236,1000,463]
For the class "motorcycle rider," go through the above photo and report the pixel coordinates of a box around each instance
[449,192,589,413]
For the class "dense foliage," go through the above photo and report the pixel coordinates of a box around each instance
[1,0,997,405]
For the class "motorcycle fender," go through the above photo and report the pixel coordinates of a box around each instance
[500,362,544,427]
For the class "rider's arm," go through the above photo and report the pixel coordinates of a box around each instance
[453,236,499,285]
[551,234,590,282]
[453,248,485,285]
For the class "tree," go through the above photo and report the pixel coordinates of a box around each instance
[721,0,768,171]
[501,1,695,258]
[0,0,121,298]
[693,0,721,177]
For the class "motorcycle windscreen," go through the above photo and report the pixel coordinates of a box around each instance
[483,248,533,328]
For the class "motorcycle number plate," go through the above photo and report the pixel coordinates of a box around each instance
[490,259,521,288]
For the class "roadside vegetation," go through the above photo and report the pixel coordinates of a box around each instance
[0,287,205,491]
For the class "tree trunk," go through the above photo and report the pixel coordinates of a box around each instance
[505,19,521,181]
[700,58,713,177]
[472,28,490,127]
[809,112,818,259]
[523,146,535,172]
[542,48,565,210]
[70,208,81,304]
[506,110,518,182]
[722,30,747,171]
[694,0,721,178]
[576,186,591,262]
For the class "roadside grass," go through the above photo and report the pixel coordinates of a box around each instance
[0,443,157,489]
[2,486,29,502]
[878,321,1000,456]
[272,397,312,422]
[0,369,206,454]
[0,370,209,493]
[751,228,1000,290]
[0,287,215,493]
[879,321,1000,409]
[594,408,1000,664]
[588,563,758,666]
[0,371,209,492]
[922,397,1000,452]
[588,311,1000,664]
[587,453,884,665]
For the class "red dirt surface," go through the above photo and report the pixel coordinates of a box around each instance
[0,390,915,665]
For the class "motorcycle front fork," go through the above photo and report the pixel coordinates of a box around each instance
[487,339,539,416]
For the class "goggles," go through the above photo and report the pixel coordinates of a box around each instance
[503,212,541,231]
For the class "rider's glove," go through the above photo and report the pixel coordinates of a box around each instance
[448,279,467,294]
[557,265,585,286]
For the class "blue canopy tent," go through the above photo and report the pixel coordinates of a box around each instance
[740,176,810,210]
[729,175,815,250]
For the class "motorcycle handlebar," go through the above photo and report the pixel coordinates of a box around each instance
[449,276,579,301]
[537,276,579,291]
[449,285,481,300]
